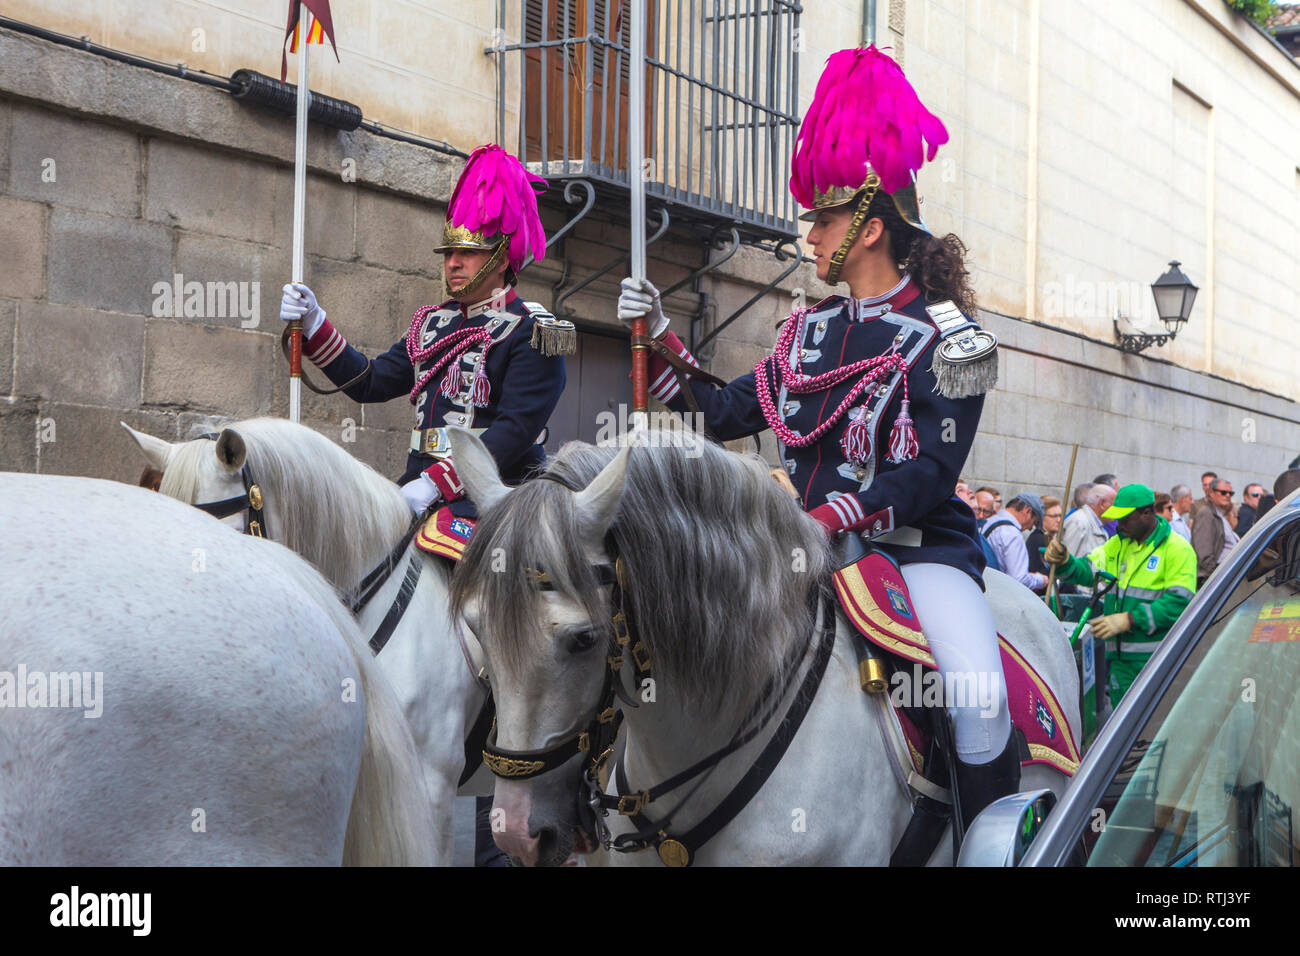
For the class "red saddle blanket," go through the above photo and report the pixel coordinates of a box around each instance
[414,506,476,562]
[832,551,1080,777]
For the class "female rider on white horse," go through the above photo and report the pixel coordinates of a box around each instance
[616,46,1015,829]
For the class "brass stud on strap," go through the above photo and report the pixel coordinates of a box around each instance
[612,612,631,646]
[248,484,264,510]
[617,790,649,815]
[578,731,591,753]
[657,838,690,867]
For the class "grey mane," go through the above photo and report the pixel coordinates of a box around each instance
[451,435,832,717]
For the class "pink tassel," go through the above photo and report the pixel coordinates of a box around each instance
[469,363,491,407]
[887,399,920,463]
[440,361,461,399]
[840,406,872,467]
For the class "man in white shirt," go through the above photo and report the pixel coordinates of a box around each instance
[1060,483,1115,558]
[1168,484,1193,541]
[983,494,1046,592]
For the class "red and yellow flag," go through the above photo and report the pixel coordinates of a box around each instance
[289,16,326,53]
[281,0,339,81]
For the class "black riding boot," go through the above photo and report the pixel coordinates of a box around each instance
[953,728,1023,834]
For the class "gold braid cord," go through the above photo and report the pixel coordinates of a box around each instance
[482,751,547,778]
[448,239,510,299]
[826,174,881,286]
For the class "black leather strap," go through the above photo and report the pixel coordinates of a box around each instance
[348,514,425,614]
[368,553,423,655]
[459,691,496,788]
[611,596,837,864]
[280,325,373,395]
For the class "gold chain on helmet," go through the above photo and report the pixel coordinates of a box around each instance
[447,238,510,299]
[826,172,881,286]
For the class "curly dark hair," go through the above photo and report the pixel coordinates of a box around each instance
[864,189,977,316]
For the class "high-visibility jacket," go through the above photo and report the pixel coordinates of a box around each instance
[1057,516,1197,655]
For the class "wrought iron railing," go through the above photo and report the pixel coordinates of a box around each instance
[494,0,803,242]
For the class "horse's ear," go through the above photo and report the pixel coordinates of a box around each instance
[214,429,247,473]
[447,427,511,512]
[121,422,175,472]
[572,444,630,542]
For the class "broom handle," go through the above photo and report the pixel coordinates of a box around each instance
[1046,442,1079,616]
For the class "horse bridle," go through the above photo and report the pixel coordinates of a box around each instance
[187,433,427,641]
[479,538,650,784]
[191,433,269,538]
[477,471,838,866]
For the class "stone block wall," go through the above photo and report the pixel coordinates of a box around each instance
[3,18,1299,516]
[0,25,458,486]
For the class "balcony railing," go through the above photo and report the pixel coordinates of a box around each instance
[494,0,803,242]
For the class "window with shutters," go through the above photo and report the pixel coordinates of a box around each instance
[499,0,803,241]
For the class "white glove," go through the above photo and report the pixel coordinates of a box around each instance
[617,277,669,339]
[280,282,326,338]
[401,474,441,514]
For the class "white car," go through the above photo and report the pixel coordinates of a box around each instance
[962,489,1300,867]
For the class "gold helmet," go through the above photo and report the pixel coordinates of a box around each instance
[790,47,947,284]
[436,145,548,297]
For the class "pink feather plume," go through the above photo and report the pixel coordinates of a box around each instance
[447,145,549,270]
[790,46,948,205]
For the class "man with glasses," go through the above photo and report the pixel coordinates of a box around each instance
[1236,483,1264,535]
[1191,479,1238,587]
[974,489,998,528]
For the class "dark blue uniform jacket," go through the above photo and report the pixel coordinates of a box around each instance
[304,288,565,517]
[648,276,987,586]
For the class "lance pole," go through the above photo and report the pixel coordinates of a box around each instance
[288,8,312,423]
[628,0,648,429]
[1046,442,1079,617]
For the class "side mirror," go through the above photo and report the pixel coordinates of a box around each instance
[957,789,1057,867]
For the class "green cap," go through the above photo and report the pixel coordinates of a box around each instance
[1102,483,1155,520]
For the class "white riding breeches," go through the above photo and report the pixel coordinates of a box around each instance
[898,562,1011,764]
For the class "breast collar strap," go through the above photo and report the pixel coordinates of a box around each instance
[602,594,837,866]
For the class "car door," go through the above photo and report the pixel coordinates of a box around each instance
[1021,495,1300,866]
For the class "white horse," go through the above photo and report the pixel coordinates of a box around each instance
[0,472,435,865]
[448,429,1079,866]
[124,418,491,865]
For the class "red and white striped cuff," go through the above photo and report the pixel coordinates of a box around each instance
[808,498,894,538]
[422,459,465,503]
[304,317,348,368]
[647,330,699,404]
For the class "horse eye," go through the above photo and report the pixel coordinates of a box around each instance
[566,628,600,654]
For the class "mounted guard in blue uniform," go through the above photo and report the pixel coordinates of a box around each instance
[617,46,1018,831]
[279,144,574,518]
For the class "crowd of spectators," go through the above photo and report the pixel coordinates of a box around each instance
[956,466,1300,594]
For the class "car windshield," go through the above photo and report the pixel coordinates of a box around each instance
[1086,518,1300,866]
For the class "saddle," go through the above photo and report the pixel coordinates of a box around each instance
[832,546,1079,864]
[832,548,1080,778]
[415,506,476,563]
